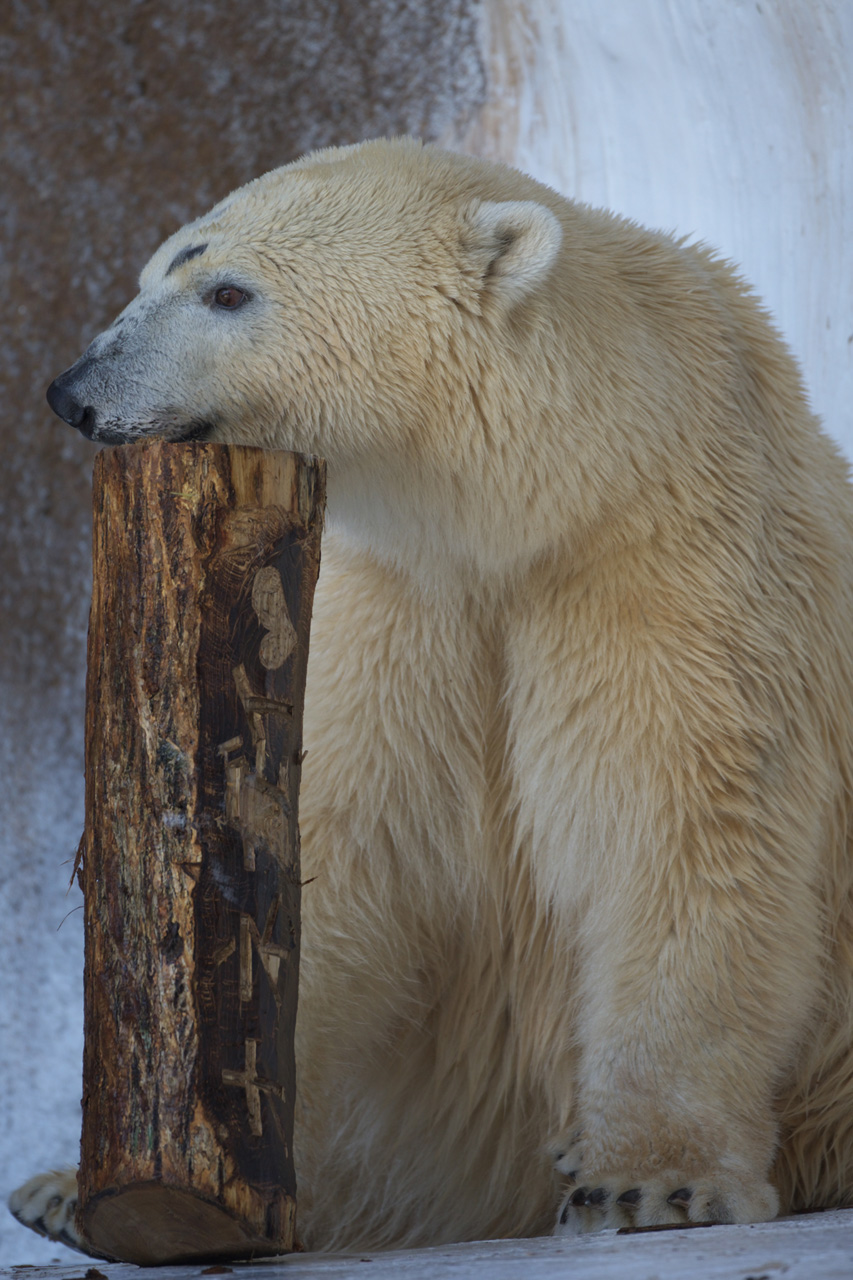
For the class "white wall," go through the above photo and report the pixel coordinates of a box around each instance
[457,0,852,456]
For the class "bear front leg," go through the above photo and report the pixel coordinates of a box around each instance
[550,779,818,1234]
[508,558,829,1235]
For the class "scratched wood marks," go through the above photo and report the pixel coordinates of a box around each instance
[78,442,324,1265]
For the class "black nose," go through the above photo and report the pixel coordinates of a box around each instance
[46,367,96,437]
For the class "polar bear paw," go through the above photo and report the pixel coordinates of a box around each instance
[7,1167,90,1255]
[553,1149,779,1233]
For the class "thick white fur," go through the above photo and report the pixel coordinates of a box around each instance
[15,139,853,1250]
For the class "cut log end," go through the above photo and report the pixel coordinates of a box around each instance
[82,1184,296,1265]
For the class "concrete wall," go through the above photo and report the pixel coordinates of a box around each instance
[1,0,849,1263]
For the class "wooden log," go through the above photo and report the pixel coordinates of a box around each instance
[77,442,325,1265]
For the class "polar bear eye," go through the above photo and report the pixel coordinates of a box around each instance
[212,286,248,310]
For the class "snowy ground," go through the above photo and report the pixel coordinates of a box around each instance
[2,1212,853,1280]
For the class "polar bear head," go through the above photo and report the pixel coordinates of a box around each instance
[48,139,562,466]
[47,140,574,571]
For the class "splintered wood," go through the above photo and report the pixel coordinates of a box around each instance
[77,443,325,1265]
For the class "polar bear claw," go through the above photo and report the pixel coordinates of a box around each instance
[556,1169,779,1233]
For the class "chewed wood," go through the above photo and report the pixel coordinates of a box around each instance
[78,442,324,1265]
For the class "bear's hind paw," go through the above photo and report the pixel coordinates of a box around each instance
[8,1167,91,1255]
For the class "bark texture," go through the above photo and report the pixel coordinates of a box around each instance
[78,442,324,1265]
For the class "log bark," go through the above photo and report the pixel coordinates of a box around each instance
[77,442,324,1265]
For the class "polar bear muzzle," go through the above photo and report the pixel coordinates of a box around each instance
[46,359,99,438]
[45,348,215,446]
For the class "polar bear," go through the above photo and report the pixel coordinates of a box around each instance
[12,138,853,1252]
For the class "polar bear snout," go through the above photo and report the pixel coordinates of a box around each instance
[46,361,98,437]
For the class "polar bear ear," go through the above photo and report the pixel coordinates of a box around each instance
[463,200,563,305]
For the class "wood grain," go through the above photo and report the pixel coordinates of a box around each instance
[77,442,324,1265]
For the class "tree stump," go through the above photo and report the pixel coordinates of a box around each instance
[77,442,324,1265]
